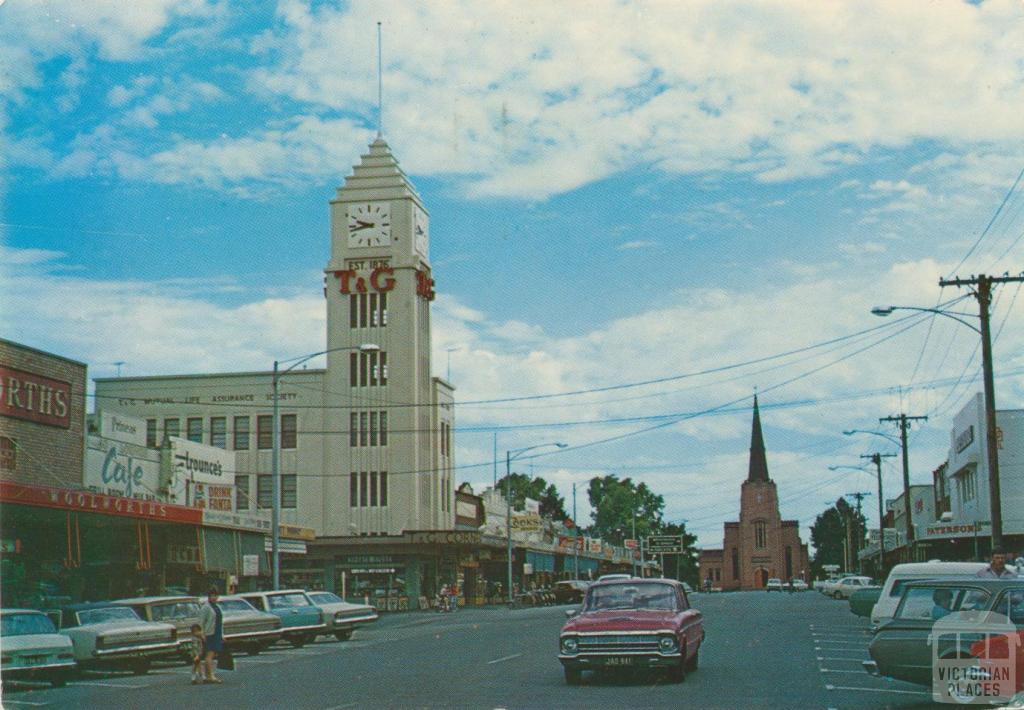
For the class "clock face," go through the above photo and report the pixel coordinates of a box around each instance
[414,206,429,255]
[347,202,391,248]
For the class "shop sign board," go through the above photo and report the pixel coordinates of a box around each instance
[588,539,602,554]
[263,538,307,554]
[84,435,161,500]
[169,437,234,486]
[922,522,988,539]
[96,411,147,447]
[646,535,684,553]
[242,554,260,576]
[280,524,316,541]
[167,544,201,564]
[202,509,272,533]
[407,531,481,545]
[0,366,72,428]
[0,480,203,524]
[511,513,542,531]
[624,539,638,549]
[341,555,397,566]
[193,483,234,512]
[349,568,397,574]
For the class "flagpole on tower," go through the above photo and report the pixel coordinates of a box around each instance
[377,21,383,137]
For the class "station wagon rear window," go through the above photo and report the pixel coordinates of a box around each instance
[1,613,57,636]
[220,600,258,612]
[149,601,201,621]
[309,593,342,604]
[77,607,141,624]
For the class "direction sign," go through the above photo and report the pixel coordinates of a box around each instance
[646,535,683,553]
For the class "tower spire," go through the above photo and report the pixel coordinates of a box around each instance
[747,394,770,482]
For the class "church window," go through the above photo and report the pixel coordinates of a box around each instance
[785,546,793,580]
[731,548,739,579]
[754,520,767,549]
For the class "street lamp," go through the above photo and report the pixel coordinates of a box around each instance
[505,442,567,605]
[829,462,891,573]
[271,343,380,590]
[872,301,1004,550]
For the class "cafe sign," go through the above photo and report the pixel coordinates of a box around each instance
[84,435,161,500]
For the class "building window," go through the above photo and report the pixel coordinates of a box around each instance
[187,417,203,443]
[958,469,977,502]
[236,475,250,510]
[164,418,180,439]
[350,294,358,328]
[351,351,388,387]
[282,474,297,509]
[380,412,388,446]
[360,471,368,507]
[0,437,15,471]
[257,415,273,449]
[350,413,358,447]
[360,412,368,447]
[257,475,272,509]
[754,520,767,549]
[234,416,250,450]
[350,411,388,447]
[380,471,387,506]
[281,414,297,449]
[350,473,358,507]
[211,417,227,449]
[731,548,739,580]
[370,412,378,446]
[146,419,157,447]
[350,471,388,508]
[370,471,378,507]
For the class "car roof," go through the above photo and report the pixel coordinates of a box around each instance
[0,608,47,615]
[240,589,308,596]
[113,596,199,605]
[888,562,989,574]
[903,578,1021,590]
[62,602,136,612]
[589,577,681,588]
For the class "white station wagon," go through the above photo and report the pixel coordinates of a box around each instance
[0,609,77,686]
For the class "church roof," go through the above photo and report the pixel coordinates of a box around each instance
[747,394,770,482]
[335,137,422,203]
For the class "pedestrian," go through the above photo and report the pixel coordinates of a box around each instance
[437,584,449,612]
[198,586,225,684]
[1013,551,1024,572]
[976,548,1018,579]
[448,583,459,612]
[189,624,206,684]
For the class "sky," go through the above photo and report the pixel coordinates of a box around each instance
[3,0,1024,551]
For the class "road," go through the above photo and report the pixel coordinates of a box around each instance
[2,591,945,709]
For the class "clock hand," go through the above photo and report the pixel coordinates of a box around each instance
[350,222,375,232]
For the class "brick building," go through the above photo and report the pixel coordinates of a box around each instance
[699,396,810,589]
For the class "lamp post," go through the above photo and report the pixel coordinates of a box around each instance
[271,343,379,590]
[505,442,567,605]
[872,295,1011,551]
[830,461,892,574]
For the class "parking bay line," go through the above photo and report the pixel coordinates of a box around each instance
[67,681,150,689]
[820,668,869,674]
[817,656,869,662]
[486,653,523,665]
[825,684,929,696]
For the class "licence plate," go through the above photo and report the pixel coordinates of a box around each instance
[604,657,634,666]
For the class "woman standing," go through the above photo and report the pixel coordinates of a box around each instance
[198,586,224,684]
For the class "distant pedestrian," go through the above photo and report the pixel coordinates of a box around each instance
[189,624,206,684]
[198,586,225,684]
[977,548,1018,579]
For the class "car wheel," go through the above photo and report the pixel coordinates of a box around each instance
[667,655,687,683]
[832,591,842,599]
[289,636,306,648]
[130,659,151,675]
[49,670,71,687]
[564,667,582,685]
[686,648,699,671]
[334,630,353,642]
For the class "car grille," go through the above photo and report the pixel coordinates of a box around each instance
[577,634,660,653]
[335,609,375,620]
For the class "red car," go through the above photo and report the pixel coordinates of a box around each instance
[969,629,1024,698]
[558,578,704,685]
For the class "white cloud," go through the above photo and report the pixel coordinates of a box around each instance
[617,240,658,251]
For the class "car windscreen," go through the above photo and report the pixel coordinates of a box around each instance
[268,593,313,609]
[150,601,200,621]
[584,583,678,611]
[77,607,142,624]
[219,600,257,613]
[896,586,992,620]
[309,593,341,604]
[1,613,58,636]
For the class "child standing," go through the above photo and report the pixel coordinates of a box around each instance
[189,624,206,684]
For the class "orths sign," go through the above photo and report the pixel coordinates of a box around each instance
[0,366,72,428]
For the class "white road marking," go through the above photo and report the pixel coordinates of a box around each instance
[67,681,149,689]
[320,704,358,710]
[1,700,51,707]
[817,656,869,662]
[825,684,929,696]
[819,668,867,674]
[486,653,523,665]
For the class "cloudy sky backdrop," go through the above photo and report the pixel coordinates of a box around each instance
[3,0,1024,548]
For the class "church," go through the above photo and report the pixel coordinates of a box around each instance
[698,396,810,589]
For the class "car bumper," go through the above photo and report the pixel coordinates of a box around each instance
[327,613,378,631]
[4,661,76,679]
[224,628,284,644]
[863,660,880,676]
[281,624,327,636]
[559,653,683,670]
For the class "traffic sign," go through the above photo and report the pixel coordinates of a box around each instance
[646,535,683,553]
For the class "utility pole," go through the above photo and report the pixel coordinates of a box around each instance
[880,413,927,559]
[572,482,579,580]
[939,272,1024,551]
[846,492,871,574]
[861,453,896,574]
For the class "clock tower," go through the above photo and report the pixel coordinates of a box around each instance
[321,137,454,537]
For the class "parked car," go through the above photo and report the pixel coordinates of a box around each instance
[239,590,325,647]
[765,578,783,592]
[870,561,991,627]
[596,574,633,582]
[216,596,284,654]
[848,586,883,617]
[0,609,77,686]
[113,595,201,660]
[304,591,378,641]
[970,627,1024,701]
[831,576,874,599]
[53,602,178,674]
[558,578,704,685]
[553,580,591,604]
[864,579,1024,689]
[791,579,809,592]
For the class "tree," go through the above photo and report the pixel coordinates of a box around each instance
[496,473,567,521]
[586,475,665,543]
[810,497,867,578]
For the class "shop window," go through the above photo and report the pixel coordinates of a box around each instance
[146,419,157,447]
[234,416,250,450]
[0,437,15,471]
[187,417,203,443]
[257,415,273,449]
[164,418,180,439]
[236,475,250,510]
[282,474,297,509]
[281,414,297,449]
[211,417,226,449]
[257,474,272,509]
[350,473,358,507]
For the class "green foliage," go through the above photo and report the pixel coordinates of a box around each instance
[811,497,867,577]
[496,473,567,521]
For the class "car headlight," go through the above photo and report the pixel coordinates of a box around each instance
[561,637,579,654]
[658,635,678,653]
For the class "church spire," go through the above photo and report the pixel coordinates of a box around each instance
[747,394,770,482]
